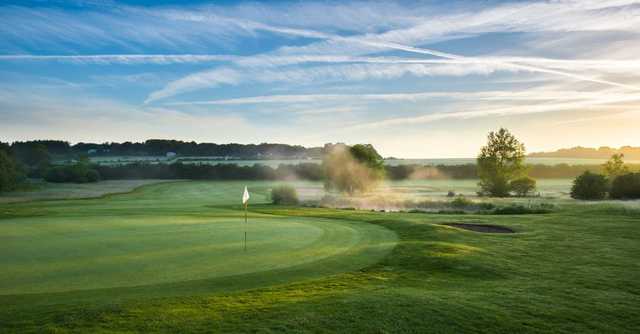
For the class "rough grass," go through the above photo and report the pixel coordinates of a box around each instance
[1,181,639,333]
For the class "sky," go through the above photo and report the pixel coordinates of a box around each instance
[0,0,639,158]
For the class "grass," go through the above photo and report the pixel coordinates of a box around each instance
[1,180,639,333]
[0,179,169,204]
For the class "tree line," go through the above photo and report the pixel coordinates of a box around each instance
[2,134,639,201]
[8,140,323,159]
[529,145,640,160]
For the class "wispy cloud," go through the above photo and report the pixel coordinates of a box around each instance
[2,1,640,155]
[347,94,640,130]
[144,62,516,103]
[4,54,640,76]
[166,90,635,106]
[0,54,237,64]
[145,1,640,102]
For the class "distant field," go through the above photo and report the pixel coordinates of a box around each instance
[83,156,640,167]
[286,179,575,204]
[0,178,579,207]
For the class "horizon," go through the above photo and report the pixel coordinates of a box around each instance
[1,0,639,158]
[4,138,640,160]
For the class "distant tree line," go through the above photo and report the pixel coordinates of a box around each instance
[529,145,640,160]
[3,137,640,198]
[7,140,324,159]
[385,163,633,180]
[95,162,324,181]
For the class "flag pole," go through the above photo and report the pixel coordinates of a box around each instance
[242,186,250,252]
[244,202,247,252]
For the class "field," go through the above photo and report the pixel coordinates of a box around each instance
[1,180,640,333]
[83,156,640,167]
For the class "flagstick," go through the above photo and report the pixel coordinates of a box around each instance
[244,202,247,252]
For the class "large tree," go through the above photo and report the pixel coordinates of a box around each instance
[477,128,527,197]
[323,143,385,194]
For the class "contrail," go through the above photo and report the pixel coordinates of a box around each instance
[0,54,236,64]
[245,21,640,92]
[359,40,640,91]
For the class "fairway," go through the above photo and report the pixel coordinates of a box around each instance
[0,181,396,296]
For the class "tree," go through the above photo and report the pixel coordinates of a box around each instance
[477,128,527,197]
[510,176,537,197]
[570,171,608,200]
[602,154,629,179]
[610,172,640,199]
[323,143,385,194]
[0,145,23,192]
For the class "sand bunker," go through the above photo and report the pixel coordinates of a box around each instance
[444,223,515,233]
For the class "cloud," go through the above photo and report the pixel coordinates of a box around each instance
[144,61,520,103]
[166,89,637,106]
[145,68,241,103]
[143,0,640,102]
[0,54,237,64]
[347,93,640,130]
[3,0,640,155]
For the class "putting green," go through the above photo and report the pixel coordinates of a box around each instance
[0,181,397,296]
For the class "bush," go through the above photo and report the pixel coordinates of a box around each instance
[271,185,299,205]
[477,202,496,210]
[570,171,608,200]
[45,164,101,183]
[610,172,640,199]
[86,169,101,182]
[450,195,473,208]
[492,204,552,215]
[510,176,536,197]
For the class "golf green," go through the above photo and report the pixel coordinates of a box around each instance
[0,181,397,296]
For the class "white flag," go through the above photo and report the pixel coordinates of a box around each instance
[242,186,250,205]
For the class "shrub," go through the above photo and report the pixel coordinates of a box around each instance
[450,195,473,208]
[271,185,299,205]
[610,172,640,199]
[86,169,101,182]
[570,171,608,200]
[44,164,101,183]
[510,176,536,197]
[477,202,496,210]
[492,204,552,215]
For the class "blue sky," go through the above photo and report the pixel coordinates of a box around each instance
[1,0,639,157]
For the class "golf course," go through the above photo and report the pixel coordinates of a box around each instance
[1,180,639,333]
